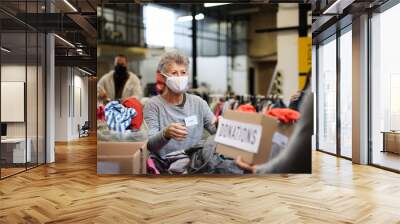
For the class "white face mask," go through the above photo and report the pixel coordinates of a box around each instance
[161,73,188,94]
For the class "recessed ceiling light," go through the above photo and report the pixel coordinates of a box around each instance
[54,34,75,48]
[78,67,92,76]
[1,47,11,53]
[204,3,230,8]
[63,0,78,12]
[177,13,205,22]
[195,13,204,20]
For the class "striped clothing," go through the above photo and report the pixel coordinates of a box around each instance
[104,101,137,132]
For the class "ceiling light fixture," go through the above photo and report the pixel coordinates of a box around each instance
[63,0,78,12]
[195,13,204,20]
[54,34,75,48]
[78,67,92,76]
[322,0,354,15]
[204,3,230,8]
[177,13,205,22]
[177,15,193,22]
[1,47,11,53]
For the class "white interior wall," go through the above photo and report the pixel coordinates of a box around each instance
[1,64,45,163]
[197,56,228,94]
[1,65,35,137]
[72,74,89,138]
[55,67,69,141]
[54,67,89,141]
[231,56,248,95]
[276,4,299,104]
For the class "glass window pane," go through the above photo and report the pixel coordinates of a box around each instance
[318,36,337,154]
[38,33,45,165]
[371,3,400,171]
[27,32,38,169]
[339,29,352,158]
[143,5,175,47]
[1,31,28,177]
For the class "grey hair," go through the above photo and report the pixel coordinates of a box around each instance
[157,51,190,74]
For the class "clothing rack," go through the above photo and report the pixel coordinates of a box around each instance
[208,92,286,116]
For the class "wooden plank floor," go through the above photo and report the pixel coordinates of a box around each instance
[1,135,400,224]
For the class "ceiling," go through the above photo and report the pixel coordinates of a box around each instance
[0,0,97,74]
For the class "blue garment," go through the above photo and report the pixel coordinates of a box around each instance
[104,101,137,132]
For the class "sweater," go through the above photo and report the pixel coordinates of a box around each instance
[143,93,216,156]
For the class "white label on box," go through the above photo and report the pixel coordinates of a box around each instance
[215,118,262,153]
[272,132,288,147]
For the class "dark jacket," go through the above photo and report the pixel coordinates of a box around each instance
[255,89,313,174]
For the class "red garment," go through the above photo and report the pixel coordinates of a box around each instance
[97,104,105,121]
[122,97,143,130]
[214,102,224,116]
[265,108,300,124]
[236,104,256,113]
[156,73,165,94]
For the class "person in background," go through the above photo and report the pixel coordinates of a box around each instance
[144,51,217,157]
[97,54,142,101]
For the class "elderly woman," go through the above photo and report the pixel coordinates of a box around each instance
[144,51,217,158]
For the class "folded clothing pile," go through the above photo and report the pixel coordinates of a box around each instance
[105,101,137,132]
[97,97,143,132]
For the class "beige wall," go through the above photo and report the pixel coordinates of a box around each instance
[248,12,277,58]
[1,64,46,164]
[255,61,277,95]
[0,65,43,139]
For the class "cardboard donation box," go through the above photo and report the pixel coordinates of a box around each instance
[97,141,147,175]
[215,110,294,165]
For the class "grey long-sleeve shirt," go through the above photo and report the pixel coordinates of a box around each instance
[143,93,216,156]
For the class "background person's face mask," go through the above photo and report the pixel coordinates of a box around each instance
[114,64,127,77]
[161,73,188,94]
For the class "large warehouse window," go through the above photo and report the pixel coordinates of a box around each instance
[370,2,400,171]
[143,5,175,47]
[339,28,352,158]
[317,35,337,155]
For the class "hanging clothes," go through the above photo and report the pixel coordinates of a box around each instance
[265,108,300,124]
[214,101,225,117]
[104,101,137,132]
[272,98,287,109]
[236,104,256,113]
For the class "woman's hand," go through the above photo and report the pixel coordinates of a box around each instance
[235,156,256,173]
[164,123,188,141]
